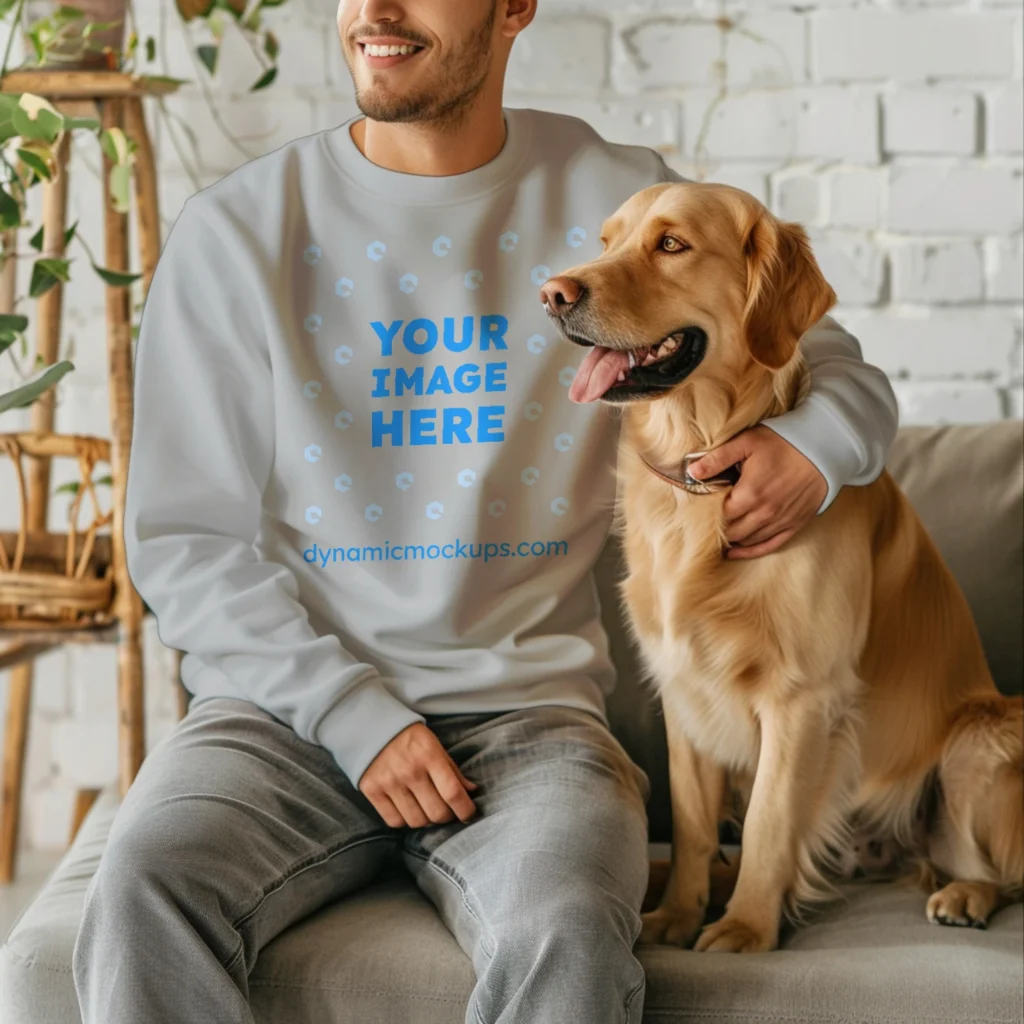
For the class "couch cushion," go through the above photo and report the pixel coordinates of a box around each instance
[885,423,1023,697]
[3,782,1021,1024]
[600,422,1024,842]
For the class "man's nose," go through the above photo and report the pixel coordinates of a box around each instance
[540,276,584,314]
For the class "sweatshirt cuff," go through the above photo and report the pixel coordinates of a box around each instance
[760,393,866,515]
[315,674,426,789]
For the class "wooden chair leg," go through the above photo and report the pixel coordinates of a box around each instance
[123,95,161,301]
[0,225,23,889]
[128,96,176,742]
[68,787,101,845]
[0,664,32,884]
[101,95,146,797]
[174,650,189,721]
[116,623,145,797]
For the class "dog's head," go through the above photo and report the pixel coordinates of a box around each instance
[542,182,837,405]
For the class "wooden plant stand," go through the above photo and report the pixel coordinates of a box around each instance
[0,69,180,883]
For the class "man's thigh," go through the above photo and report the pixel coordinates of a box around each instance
[400,705,652,966]
[95,695,398,958]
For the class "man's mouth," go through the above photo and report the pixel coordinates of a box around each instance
[565,328,708,404]
[358,39,426,68]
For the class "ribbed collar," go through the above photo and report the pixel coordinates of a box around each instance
[321,106,532,206]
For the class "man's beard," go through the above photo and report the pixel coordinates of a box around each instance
[349,4,496,129]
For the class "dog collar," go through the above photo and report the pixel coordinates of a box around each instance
[638,449,742,495]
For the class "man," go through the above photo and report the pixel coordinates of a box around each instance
[72,1,899,1021]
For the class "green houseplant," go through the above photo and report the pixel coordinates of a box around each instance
[0,357,72,413]
[0,0,290,435]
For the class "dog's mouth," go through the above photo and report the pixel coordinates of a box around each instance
[563,327,708,404]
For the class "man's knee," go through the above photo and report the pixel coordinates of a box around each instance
[79,798,248,950]
[478,871,647,1021]
[492,855,644,954]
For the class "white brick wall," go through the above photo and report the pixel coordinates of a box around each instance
[1,0,1021,851]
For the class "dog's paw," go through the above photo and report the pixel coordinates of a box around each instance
[638,907,704,948]
[926,882,994,930]
[694,915,776,953]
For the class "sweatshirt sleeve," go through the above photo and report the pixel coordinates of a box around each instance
[759,315,900,514]
[651,155,899,514]
[125,195,425,788]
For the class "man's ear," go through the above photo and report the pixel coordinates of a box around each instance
[740,212,837,370]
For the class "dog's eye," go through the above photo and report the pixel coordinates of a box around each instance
[660,235,691,253]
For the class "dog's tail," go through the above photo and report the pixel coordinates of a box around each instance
[988,698,1023,896]
[942,694,1024,897]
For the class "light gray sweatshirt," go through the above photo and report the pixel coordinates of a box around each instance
[125,106,899,787]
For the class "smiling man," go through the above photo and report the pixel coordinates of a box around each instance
[71,2,898,1023]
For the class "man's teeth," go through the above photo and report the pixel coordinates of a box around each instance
[364,43,420,56]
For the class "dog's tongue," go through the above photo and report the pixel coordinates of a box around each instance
[569,346,631,403]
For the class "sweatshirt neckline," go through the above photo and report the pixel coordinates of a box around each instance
[322,107,531,205]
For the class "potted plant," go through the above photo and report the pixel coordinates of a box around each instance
[10,0,287,84]
[15,0,128,70]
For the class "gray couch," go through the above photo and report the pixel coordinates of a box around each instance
[3,422,1022,1023]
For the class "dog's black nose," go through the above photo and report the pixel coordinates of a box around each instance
[540,276,584,314]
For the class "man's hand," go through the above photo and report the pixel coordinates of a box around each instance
[359,722,480,828]
[687,425,828,560]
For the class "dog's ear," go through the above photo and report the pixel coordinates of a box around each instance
[740,211,837,370]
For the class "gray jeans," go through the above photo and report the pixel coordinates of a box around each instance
[71,695,653,1024]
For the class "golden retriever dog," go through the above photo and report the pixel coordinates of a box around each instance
[540,181,1024,953]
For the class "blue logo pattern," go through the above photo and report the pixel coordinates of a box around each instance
[302,225,596,530]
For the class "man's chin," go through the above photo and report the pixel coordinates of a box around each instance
[354,91,435,124]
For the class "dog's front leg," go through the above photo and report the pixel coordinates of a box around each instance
[639,692,725,948]
[695,694,829,953]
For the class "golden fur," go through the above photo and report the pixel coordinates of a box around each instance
[551,181,1024,952]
